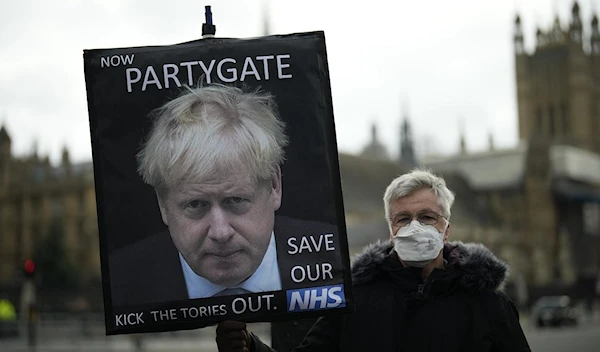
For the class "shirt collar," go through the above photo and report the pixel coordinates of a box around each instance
[179,232,281,298]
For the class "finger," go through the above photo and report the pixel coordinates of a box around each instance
[228,331,248,340]
[216,331,247,344]
[217,320,247,333]
[215,332,249,346]
[243,329,252,346]
[229,339,247,348]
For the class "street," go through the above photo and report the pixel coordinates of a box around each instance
[0,322,271,352]
[525,323,600,352]
[1,320,599,351]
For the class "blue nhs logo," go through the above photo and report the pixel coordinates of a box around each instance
[286,284,346,312]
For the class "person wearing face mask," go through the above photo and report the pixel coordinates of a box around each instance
[216,168,531,352]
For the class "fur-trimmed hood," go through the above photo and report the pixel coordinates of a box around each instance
[351,240,509,293]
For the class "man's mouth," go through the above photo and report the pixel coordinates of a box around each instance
[207,250,241,258]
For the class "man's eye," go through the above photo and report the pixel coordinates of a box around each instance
[187,200,207,209]
[226,197,247,205]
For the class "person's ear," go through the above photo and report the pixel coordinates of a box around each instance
[156,190,169,226]
[443,222,451,242]
[270,166,283,211]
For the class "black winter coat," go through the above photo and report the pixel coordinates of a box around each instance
[253,240,531,352]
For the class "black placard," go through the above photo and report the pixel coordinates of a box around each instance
[83,31,353,335]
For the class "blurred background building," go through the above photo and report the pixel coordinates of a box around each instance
[348,1,600,309]
[0,127,101,312]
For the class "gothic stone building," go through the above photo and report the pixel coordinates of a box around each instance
[425,2,600,303]
[514,2,600,297]
[514,2,600,154]
[0,125,100,303]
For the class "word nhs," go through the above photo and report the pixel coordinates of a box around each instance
[101,54,135,68]
[287,285,345,312]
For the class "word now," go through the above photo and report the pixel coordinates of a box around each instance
[286,285,345,312]
[101,54,135,68]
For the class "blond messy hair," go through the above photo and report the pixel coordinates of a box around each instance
[136,84,289,190]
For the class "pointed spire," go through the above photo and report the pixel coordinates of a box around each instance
[549,15,565,44]
[569,1,582,42]
[536,26,544,48]
[261,0,271,36]
[0,122,11,162]
[552,0,560,19]
[514,13,524,54]
[459,119,467,155]
[62,145,73,178]
[0,124,10,143]
[592,14,600,54]
[31,139,39,160]
[488,131,495,152]
[61,145,70,164]
[572,1,580,15]
[371,122,377,143]
[399,105,416,167]
[360,121,390,161]
[553,15,561,30]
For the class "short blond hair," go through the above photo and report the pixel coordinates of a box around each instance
[137,84,288,190]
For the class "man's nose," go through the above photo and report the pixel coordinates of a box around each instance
[206,206,235,242]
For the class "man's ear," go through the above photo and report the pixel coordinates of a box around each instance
[270,166,283,211]
[443,222,451,242]
[156,190,169,226]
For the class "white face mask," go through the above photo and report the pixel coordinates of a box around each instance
[393,220,448,267]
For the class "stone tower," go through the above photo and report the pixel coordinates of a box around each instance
[514,1,600,154]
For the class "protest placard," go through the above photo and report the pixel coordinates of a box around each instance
[83,31,353,334]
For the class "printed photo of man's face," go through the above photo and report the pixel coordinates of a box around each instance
[157,170,282,287]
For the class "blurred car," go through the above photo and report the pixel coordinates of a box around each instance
[531,295,579,327]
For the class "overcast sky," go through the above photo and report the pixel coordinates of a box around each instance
[1,0,598,164]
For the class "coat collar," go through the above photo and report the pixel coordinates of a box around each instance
[350,240,509,294]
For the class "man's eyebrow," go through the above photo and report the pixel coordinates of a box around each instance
[177,182,256,196]
[222,185,256,196]
[393,208,438,216]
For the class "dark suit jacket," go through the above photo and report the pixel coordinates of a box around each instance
[109,216,339,307]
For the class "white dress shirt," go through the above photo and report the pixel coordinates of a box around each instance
[179,232,282,298]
